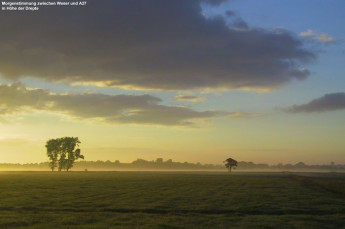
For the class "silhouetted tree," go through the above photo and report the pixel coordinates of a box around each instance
[45,139,59,171]
[155,158,163,163]
[46,137,84,172]
[224,158,238,172]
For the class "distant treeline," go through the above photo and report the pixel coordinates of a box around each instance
[0,159,344,171]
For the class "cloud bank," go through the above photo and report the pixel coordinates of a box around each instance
[0,83,232,126]
[285,93,345,113]
[0,0,314,91]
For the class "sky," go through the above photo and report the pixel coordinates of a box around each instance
[0,0,344,165]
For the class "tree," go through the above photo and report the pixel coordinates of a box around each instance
[45,137,84,172]
[46,139,60,171]
[224,158,238,172]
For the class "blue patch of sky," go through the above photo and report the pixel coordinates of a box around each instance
[201,0,345,107]
[204,0,345,36]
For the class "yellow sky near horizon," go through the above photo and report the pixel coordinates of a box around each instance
[1,111,344,165]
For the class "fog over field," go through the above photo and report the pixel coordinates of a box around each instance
[1,158,345,173]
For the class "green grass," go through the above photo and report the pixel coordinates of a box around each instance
[0,171,344,228]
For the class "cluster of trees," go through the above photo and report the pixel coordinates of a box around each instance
[43,158,223,171]
[46,137,84,171]
[236,161,341,171]
[129,158,221,169]
[1,159,345,172]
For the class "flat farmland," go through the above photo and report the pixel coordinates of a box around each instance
[0,172,344,228]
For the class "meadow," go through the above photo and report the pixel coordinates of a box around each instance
[0,171,344,228]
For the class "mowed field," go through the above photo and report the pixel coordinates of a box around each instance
[0,172,345,229]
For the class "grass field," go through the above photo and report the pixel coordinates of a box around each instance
[0,171,344,229]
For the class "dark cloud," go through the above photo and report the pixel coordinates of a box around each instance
[285,93,345,113]
[225,10,236,17]
[231,18,249,30]
[0,83,50,114]
[203,0,230,5]
[0,83,229,126]
[0,0,314,91]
